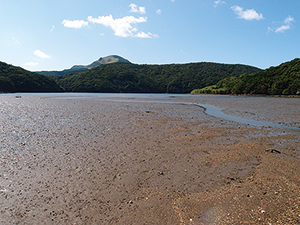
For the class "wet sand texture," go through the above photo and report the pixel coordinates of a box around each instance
[0,95,299,224]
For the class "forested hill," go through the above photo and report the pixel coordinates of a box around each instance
[0,61,63,93]
[54,62,261,93]
[192,58,300,95]
[38,55,131,76]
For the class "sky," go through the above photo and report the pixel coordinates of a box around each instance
[1,0,299,71]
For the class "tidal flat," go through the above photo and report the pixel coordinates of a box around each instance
[0,93,299,224]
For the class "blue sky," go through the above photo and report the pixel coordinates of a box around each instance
[1,0,299,71]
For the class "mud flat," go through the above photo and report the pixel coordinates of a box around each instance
[0,94,299,224]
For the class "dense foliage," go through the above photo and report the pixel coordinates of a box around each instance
[53,62,261,93]
[38,67,87,76]
[192,58,300,95]
[0,62,63,93]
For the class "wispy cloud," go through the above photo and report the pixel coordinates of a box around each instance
[269,15,295,33]
[214,0,226,7]
[88,15,158,38]
[284,15,295,24]
[156,9,162,15]
[25,62,38,67]
[129,3,146,14]
[12,37,20,44]
[34,50,51,59]
[275,24,291,33]
[62,19,88,29]
[135,31,159,38]
[231,5,264,21]
[50,25,55,32]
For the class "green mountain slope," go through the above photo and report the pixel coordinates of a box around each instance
[192,58,300,95]
[38,55,131,76]
[0,61,63,93]
[54,62,261,93]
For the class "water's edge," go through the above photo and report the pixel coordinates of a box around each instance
[6,93,300,131]
[93,98,300,131]
[194,104,299,131]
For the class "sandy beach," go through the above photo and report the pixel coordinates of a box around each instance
[0,94,299,224]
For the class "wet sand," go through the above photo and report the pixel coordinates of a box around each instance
[0,94,299,224]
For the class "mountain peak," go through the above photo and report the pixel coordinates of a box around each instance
[38,55,131,76]
[86,55,131,69]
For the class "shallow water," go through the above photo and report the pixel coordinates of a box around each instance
[3,93,300,131]
[196,104,300,131]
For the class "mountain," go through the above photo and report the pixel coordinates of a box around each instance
[53,62,261,93]
[38,55,131,76]
[191,58,300,95]
[0,61,63,93]
[85,55,131,69]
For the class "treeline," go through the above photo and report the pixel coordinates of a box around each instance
[53,62,261,93]
[38,67,87,76]
[0,62,63,93]
[192,58,300,95]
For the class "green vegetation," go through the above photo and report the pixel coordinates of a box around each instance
[53,62,261,93]
[38,67,87,76]
[192,58,300,95]
[0,61,63,93]
[39,55,131,76]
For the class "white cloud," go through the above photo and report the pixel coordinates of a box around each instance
[50,25,55,32]
[25,62,38,67]
[129,3,146,14]
[135,31,159,38]
[275,16,295,33]
[62,19,88,29]
[34,50,51,59]
[275,25,291,33]
[269,16,295,33]
[62,3,157,38]
[284,15,295,24]
[88,15,157,38]
[214,0,225,7]
[231,5,263,20]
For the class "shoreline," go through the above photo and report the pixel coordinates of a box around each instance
[190,92,300,98]
[2,91,300,98]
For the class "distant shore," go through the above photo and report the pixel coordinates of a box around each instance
[2,91,300,98]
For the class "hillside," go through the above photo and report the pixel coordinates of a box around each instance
[191,58,300,95]
[85,55,131,69]
[53,62,261,93]
[38,55,131,76]
[0,61,63,93]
